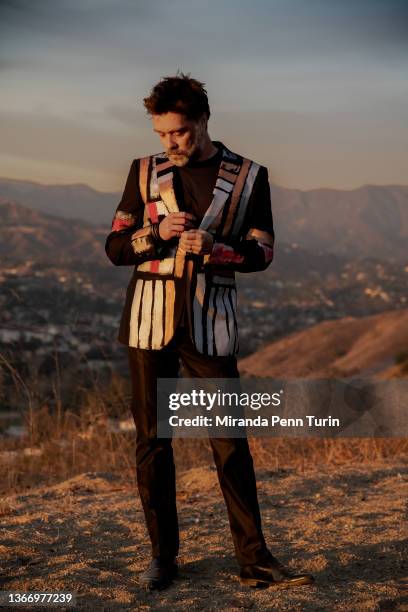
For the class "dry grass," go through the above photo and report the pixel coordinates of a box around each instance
[1,373,407,496]
[1,347,407,495]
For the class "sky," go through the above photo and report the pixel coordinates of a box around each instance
[0,0,407,192]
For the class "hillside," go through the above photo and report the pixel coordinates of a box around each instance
[0,178,115,226]
[271,183,408,262]
[238,309,408,378]
[0,198,107,264]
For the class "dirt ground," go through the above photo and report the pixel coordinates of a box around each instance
[0,462,407,611]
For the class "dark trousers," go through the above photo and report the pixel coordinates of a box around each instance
[127,324,269,567]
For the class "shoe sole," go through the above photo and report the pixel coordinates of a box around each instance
[139,566,178,591]
[141,579,172,591]
[240,576,314,589]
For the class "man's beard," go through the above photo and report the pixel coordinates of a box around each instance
[167,148,195,167]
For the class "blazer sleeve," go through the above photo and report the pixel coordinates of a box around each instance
[105,159,165,266]
[204,165,275,273]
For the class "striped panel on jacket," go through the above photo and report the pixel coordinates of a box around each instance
[187,269,239,357]
[129,278,176,349]
[217,159,261,241]
[136,155,176,275]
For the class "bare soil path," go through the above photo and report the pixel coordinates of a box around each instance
[0,462,407,611]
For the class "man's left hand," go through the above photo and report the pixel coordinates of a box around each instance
[178,229,214,255]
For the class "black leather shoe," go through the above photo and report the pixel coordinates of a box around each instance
[139,557,178,591]
[240,552,314,589]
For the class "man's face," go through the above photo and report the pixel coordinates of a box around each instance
[152,111,206,167]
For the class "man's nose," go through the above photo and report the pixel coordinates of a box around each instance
[166,135,177,150]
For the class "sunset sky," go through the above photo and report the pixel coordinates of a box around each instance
[1,0,407,192]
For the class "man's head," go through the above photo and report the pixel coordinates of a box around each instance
[143,72,211,166]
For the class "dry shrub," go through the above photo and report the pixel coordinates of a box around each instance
[1,396,406,497]
[0,363,406,496]
[247,437,408,473]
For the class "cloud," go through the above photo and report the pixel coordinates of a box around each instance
[2,0,407,62]
[0,1,407,190]
[1,104,407,191]
[104,105,147,128]
[0,0,163,40]
[0,108,152,169]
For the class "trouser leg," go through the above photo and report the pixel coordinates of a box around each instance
[127,342,180,561]
[177,327,269,566]
[209,436,269,566]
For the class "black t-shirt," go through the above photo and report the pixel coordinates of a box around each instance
[172,142,223,223]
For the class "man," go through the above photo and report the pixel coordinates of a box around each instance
[105,72,314,591]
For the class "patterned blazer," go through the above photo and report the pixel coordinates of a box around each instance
[105,141,274,356]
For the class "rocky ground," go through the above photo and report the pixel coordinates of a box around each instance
[0,462,407,611]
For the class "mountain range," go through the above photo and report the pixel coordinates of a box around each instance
[0,177,407,262]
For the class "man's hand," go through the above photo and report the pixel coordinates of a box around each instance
[178,229,214,255]
[158,212,196,241]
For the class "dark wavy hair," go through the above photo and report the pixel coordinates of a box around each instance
[143,70,210,121]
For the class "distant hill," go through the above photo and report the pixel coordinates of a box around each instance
[238,309,408,379]
[0,177,115,227]
[270,183,408,263]
[0,177,407,262]
[0,198,107,263]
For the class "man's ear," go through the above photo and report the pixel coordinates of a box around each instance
[198,113,208,129]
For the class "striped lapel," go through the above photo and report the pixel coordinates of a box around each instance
[199,144,242,233]
[155,156,180,213]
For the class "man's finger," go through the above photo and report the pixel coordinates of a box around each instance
[171,212,196,220]
[182,233,201,241]
[172,221,195,230]
[180,233,198,241]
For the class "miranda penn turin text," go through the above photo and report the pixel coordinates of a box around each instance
[168,415,341,428]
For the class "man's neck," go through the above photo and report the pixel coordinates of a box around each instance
[193,139,219,162]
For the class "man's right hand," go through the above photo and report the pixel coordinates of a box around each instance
[158,212,196,241]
